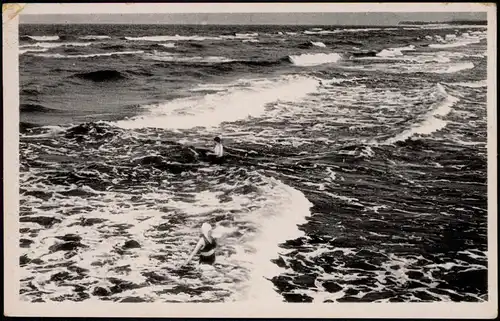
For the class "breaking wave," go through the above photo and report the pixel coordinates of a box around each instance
[385,84,458,144]
[144,52,234,64]
[304,29,336,35]
[376,45,416,58]
[447,80,487,88]
[159,43,176,48]
[79,35,111,40]
[428,31,486,49]
[19,42,93,49]
[19,48,49,55]
[288,53,342,66]
[125,35,220,41]
[114,75,320,129]
[298,41,327,49]
[431,62,475,74]
[23,35,60,41]
[19,120,315,302]
[18,23,489,304]
[32,51,144,59]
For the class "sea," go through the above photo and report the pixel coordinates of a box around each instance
[18,23,489,303]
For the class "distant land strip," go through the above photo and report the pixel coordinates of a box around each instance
[399,20,487,25]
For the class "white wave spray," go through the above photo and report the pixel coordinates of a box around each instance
[385,84,458,144]
[125,35,219,41]
[19,48,49,55]
[32,51,144,59]
[26,35,59,41]
[20,42,92,49]
[79,35,111,40]
[115,75,320,129]
[289,53,342,66]
[310,41,327,48]
[143,52,233,63]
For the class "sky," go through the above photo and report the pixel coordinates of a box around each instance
[18,3,488,25]
[20,12,488,25]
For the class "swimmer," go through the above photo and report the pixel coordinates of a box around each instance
[181,223,217,267]
[206,136,224,165]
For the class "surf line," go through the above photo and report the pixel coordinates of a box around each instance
[383,83,459,145]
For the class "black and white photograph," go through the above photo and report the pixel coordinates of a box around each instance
[3,2,497,318]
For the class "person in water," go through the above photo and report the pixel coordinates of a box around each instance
[182,223,217,267]
[206,136,224,164]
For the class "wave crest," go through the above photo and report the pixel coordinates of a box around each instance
[32,51,144,59]
[144,52,234,64]
[20,42,93,49]
[79,35,111,40]
[114,75,320,129]
[19,48,49,55]
[288,53,342,66]
[23,35,59,41]
[428,31,486,49]
[125,35,219,41]
[384,84,458,144]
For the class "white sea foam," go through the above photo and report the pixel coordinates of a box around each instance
[79,35,111,40]
[448,80,487,88]
[395,45,416,51]
[20,125,65,137]
[310,41,327,48]
[343,59,475,74]
[125,34,258,42]
[235,32,258,37]
[19,167,314,303]
[429,40,480,48]
[376,45,415,58]
[429,31,485,49]
[19,48,49,55]
[385,84,458,144]
[432,62,475,74]
[434,35,445,42]
[26,35,59,41]
[335,28,383,33]
[219,35,258,41]
[32,51,144,59]
[401,51,479,64]
[114,75,320,129]
[376,48,404,58]
[410,54,451,63]
[125,35,219,41]
[242,39,260,43]
[304,30,336,35]
[289,53,342,66]
[159,42,176,48]
[224,80,430,147]
[20,42,92,49]
[144,52,233,63]
[239,175,313,302]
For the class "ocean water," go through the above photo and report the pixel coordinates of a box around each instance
[19,24,488,303]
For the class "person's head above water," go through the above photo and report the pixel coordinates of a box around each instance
[214,137,221,144]
[201,222,213,238]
